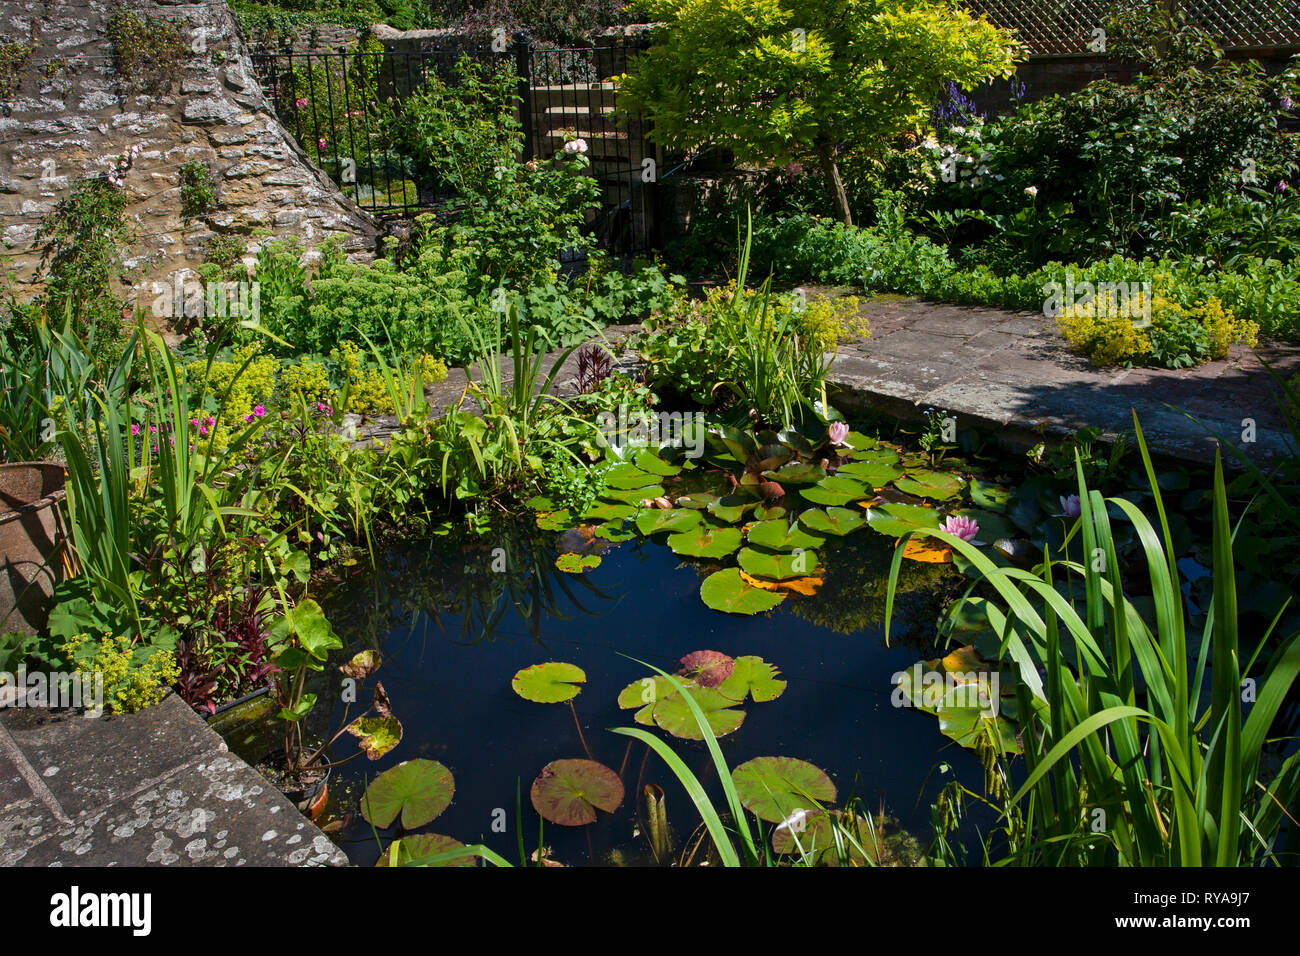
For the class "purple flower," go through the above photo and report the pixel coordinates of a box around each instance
[205,416,215,428]
[317,138,327,150]
[828,422,850,447]
[1059,494,1082,518]
[253,405,266,418]
[1282,95,1294,112]
[295,97,308,109]
[1278,181,1289,194]
[131,423,140,436]
[941,514,980,542]
[243,413,255,423]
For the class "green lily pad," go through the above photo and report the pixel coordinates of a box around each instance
[754,504,787,521]
[707,494,755,524]
[604,463,659,489]
[710,426,759,463]
[617,673,679,726]
[523,495,556,511]
[894,470,964,501]
[601,483,665,504]
[737,546,820,580]
[530,759,624,826]
[799,485,862,506]
[512,661,586,703]
[676,492,718,510]
[555,552,601,573]
[969,479,1012,512]
[849,446,899,464]
[376,833,476,867]
[635,450,680,477]
[582,501,637,521]
[699,568,786,615]
[746,519,826,552]
[652,685,746,740]
[770,810,887,865]
[865,502,942,538]
[717,655,787,702]
[731,756,837,823]
[668,524,744,558]
[635,508,702,536]
[799,507,866,536]
[361,759,455,830]
[593,521,634,542]
[536,509,575,531]
[762,462,826,485]
[835,460,903,485]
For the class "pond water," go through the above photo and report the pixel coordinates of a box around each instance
[314,520,994,866]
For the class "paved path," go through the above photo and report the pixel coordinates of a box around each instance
[826,294,1300,466]
[0,691,346,866]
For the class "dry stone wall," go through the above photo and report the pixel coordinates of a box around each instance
[0,0,378,325]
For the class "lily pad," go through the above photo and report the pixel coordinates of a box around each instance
[535,508,575,531]
[593,521,635,542]
[512,661,586,703]
[361,759,455,830]
[376,833,475,867]
[530,759,624,826]
[894,470,964,501]
[555,552,601,574]
[635,450,681,477]
[731,756,837,823]
[582,501,636,522]
[601,483,665,504]
[699,568,786,615]
[635,508,702,536]
[799,507,866,536]
[604,463,659,489]
[762,462,826,485]
[652,685,745,740]
[616,674,678,725]
[668,524,744,559]
[969,478,1012,512]
[678,650,735,688]
[849,446,900,464]
[754,504,787,521]
[770,810,888,866]
[675,492,718,510]
[346,715,403,759]
[339,649,381,680]
[717,655,787,703]
[835,460,903,485]
[736,546,820,580]
[799,485,862,506]
[865,502,942,538]
[746,519,826,552]
[707,494,755,524]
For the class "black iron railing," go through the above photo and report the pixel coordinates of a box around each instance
[249,35,658,250]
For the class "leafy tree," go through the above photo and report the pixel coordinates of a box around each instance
[619,0,1020,224]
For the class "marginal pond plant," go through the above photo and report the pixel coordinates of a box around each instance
[888,416,1300,866]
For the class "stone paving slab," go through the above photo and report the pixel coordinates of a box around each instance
[0,693,347,867]
[827,295,1300,467]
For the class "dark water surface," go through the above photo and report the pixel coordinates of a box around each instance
[319,525,990,866]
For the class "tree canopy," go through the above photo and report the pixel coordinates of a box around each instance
[620,0,1021,223]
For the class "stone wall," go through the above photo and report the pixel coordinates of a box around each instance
[0,0,379,325]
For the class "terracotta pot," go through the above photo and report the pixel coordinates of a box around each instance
[0,462,68,635]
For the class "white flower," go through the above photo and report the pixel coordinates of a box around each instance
[563,138,588,155]
[1024,186,1039,197]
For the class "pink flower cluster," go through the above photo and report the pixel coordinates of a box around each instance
[243,405,267,423]
[105,143,141,188]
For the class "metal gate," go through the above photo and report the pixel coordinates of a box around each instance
[249,36,657,251]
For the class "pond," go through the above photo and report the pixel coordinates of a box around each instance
[313,515,993,866]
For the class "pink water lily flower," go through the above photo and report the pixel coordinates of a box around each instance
[828,422,850,447]
[941,514,980,542]
[1060,494,1082,518]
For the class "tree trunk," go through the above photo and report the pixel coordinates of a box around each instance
[816,141,852,226]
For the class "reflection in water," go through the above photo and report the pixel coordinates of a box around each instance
[316,520,990,866]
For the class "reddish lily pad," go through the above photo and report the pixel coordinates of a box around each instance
[530,759,624,826]
[339,649,381,679]
[678,650,735,688]
[376,833,476,867]
[346,715,403,759]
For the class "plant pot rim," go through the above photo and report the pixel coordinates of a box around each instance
[0,461,66,522]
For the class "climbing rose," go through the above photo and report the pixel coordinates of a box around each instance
[295,97,308,109]
[941,515,980,542]
[563,138,588,155]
